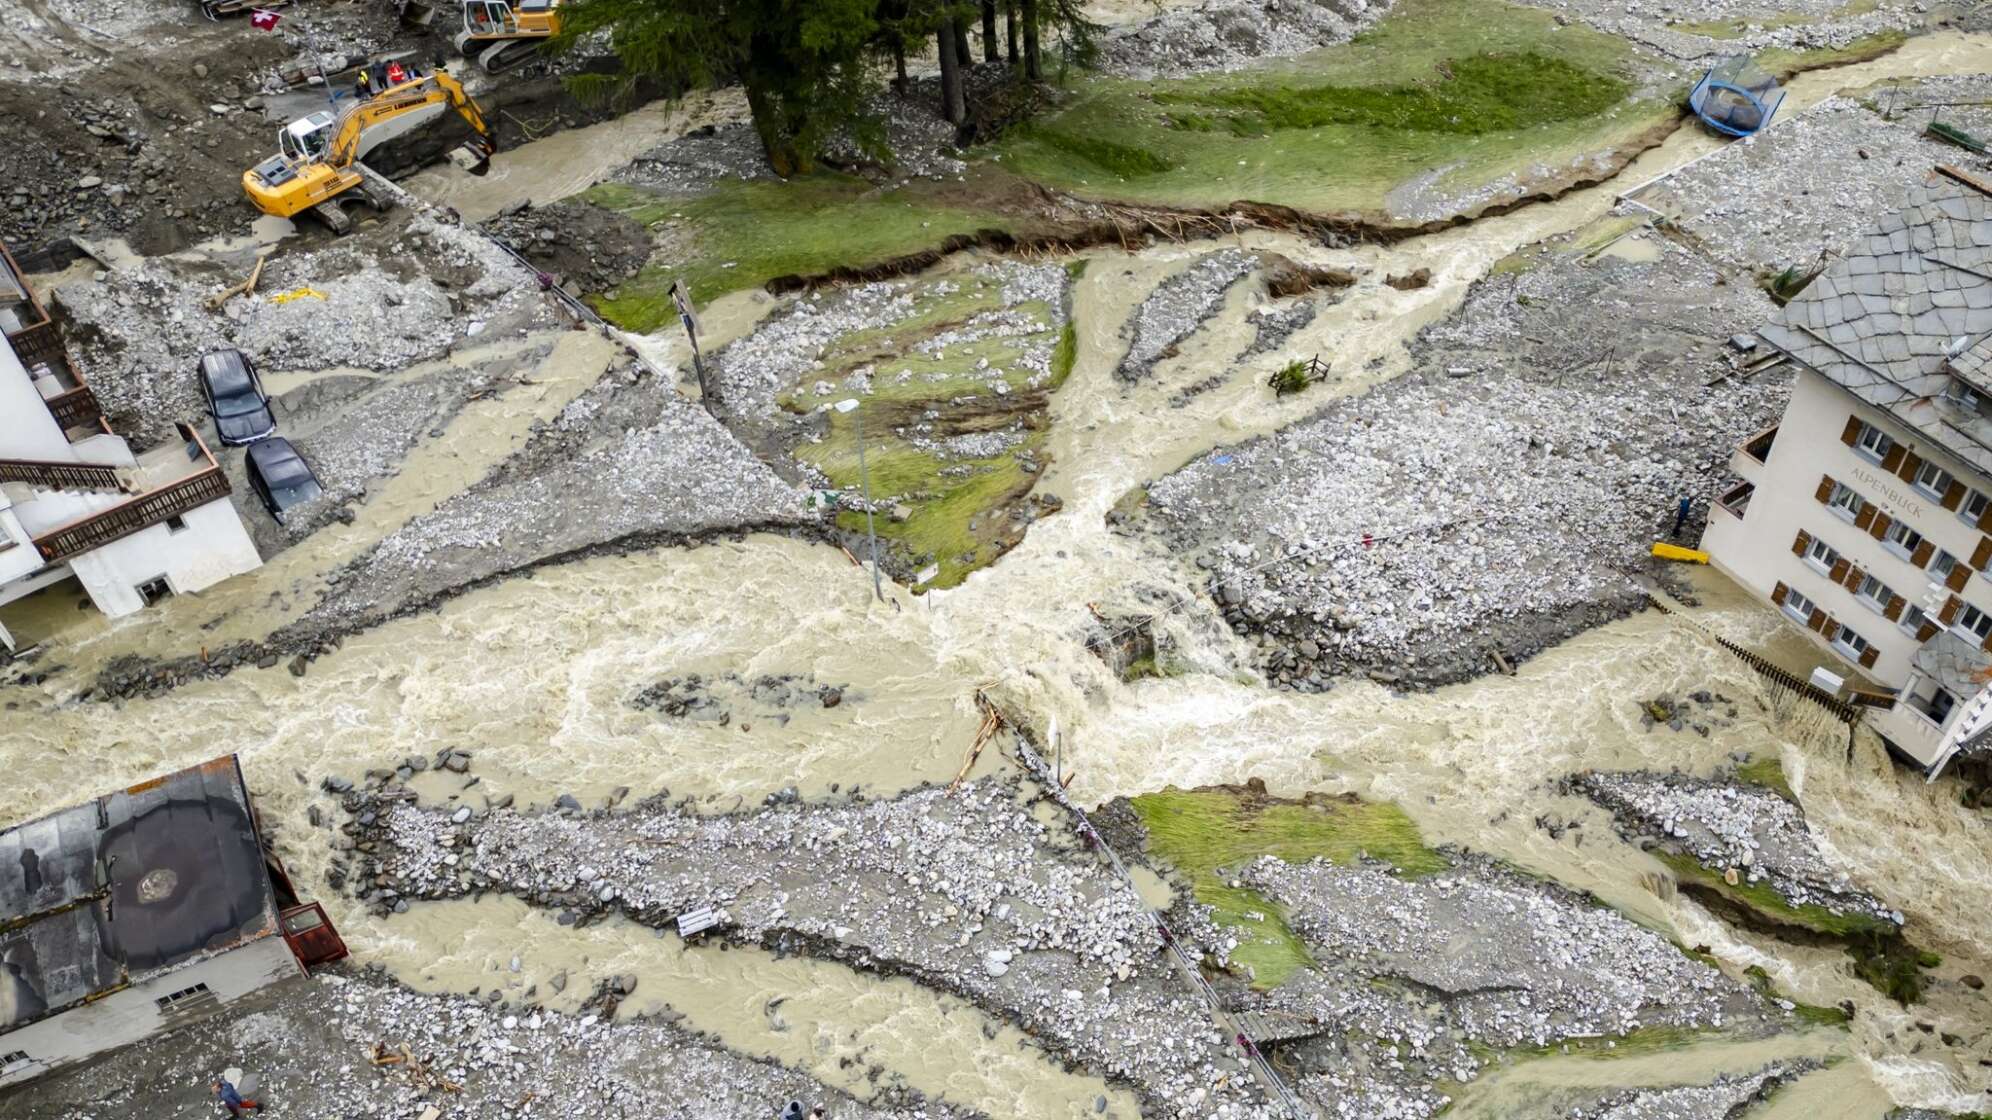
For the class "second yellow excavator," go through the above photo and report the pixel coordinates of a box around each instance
[241,69,496,234]
[455,0,564,74]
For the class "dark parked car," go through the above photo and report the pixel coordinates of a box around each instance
[245,438,323,524]
[198,348,276,445]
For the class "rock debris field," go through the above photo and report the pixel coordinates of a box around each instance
[304,751,1811,1120]
[1140,234,1785,687]
[0,971,979,1120]
[1572,770,1903,927]
[1099,0,1393,79]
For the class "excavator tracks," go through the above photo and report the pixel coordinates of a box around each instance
[476,37,543,74]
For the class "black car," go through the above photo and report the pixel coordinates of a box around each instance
[244,438,323,524]
[199,349,276,445]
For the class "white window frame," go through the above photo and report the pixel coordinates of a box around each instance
[1855,574,1890,613]
[1961,489,1989,527]
[1882,519,1923,561]
[1914,460,1955,502]
[1827,483,1864,523]
[1900,604,1929,635]
[1782,588,1817,625]
[0,1051,27,1072]
[1804,537,1838,576]
[1929,549,1958,583]
[154,982,212,1010]
[1831,624,1872,662]
[1854,422,1894,463]
[1955,602,1992,644]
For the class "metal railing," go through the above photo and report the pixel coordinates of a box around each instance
[0,457,123,492]
[32,426,230,564]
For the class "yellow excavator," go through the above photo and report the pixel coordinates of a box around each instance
[242,70,495,234]
[455,0,564,73]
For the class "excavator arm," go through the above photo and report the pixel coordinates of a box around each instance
[327,71,496,170]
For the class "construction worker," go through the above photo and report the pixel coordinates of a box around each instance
[354,67,372,101]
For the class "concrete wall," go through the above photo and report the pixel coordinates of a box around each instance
[66,498,263,618]
[0,933,302,1091]
[1706,368,1992,764]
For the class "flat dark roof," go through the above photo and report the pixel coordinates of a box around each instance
[0,756,280,1037]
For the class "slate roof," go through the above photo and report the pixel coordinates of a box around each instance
[0,756,281,1037]
[1758,175,1992,479]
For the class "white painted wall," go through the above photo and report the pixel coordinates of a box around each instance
[0,933,302,1091]
[0,342,70,462]
[1705,368,1992,764]
[67,498,263,618]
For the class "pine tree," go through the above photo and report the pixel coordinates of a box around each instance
[558,0,884,177]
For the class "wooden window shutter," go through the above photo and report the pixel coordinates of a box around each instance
[1912,540,1935,568]
[1972,536,1992,569]
[1941,595,1963,625]
[1792,529,1811,556]
[1869,511,1891,540]
[1882,444,1906,473]
[1944,479,1967,511]
[1949,563,1971,592]
[1978,501,1992,532]
[1772,582,1788,605]
[1918,620,1940,642]
[1888,446,1920,482]
[1897,449,1923,483]
[1840,415,1863,446]
[1809,608,1829,633]
[1860,645,1879,668]
[1829,557,1851,584]
[1855,505,1876,530]
[1845,565,1867,591]
[1983,629,1992,654]
[1885,593,1905,621]
[1815,474,1836,503]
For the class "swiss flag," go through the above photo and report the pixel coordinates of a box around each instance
[249,8,281,29]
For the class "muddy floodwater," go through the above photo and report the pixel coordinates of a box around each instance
[7,31,1992,1119]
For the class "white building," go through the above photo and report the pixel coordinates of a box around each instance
[1703,173,1992,772]
[0,755,347,1089]
[0,244,262,652]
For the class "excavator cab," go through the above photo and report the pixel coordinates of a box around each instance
[278,113,337,165]
[456,0,560,71]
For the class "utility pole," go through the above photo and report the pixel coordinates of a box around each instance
[670,278,712,403]
[834,398,884,603]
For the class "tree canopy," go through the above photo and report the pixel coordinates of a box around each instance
[557,0,1097,175]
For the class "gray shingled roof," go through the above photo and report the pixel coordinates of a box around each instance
[1758,177,1992,478]
[1912,628,1991,698]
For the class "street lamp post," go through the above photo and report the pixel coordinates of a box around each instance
[834,398,884,603]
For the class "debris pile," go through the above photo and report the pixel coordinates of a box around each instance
[339,776,1283,1117]
[1141,237,1785,686]
[1571,770,1902,927]
[1100,0,1392,79]
[1117,249,1260,382]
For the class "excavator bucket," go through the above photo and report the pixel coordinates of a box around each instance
[447,141,493,176]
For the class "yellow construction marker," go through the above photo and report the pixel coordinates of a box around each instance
[1651,541,1709,564]
[270,287,328,304]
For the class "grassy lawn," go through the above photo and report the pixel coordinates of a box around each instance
[1659,853,1893,939]
[782,266,1074,590]
[997,0,1673,218]
[1130,788,1444,988]
[1734,755,1798,802]
[583,176,1027,326]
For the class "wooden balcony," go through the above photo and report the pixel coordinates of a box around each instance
[0,457,124,493]
[31,425,230,565]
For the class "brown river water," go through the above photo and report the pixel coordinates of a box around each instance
[6,33,1992,1117]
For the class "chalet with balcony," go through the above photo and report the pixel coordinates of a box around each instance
[0,755,346,1089]
[1703,169,1992,774]
[0,244,261,652]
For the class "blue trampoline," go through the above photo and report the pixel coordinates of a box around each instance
[1689,56,1786,138]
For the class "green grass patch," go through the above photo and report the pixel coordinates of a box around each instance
[1659,853,1893,939]
[996,0,1670,218]
[1130,788,1443,988]
[1742,965,1852,1027]
[780,268,1069,590]
[1167,52,1629,136]
[1735,755,1797,802]
[1017,125,1178,177]
[582,175,1022,321]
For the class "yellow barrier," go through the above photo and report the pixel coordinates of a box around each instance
[270,287,328,304]
[1650,541,1710,563]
